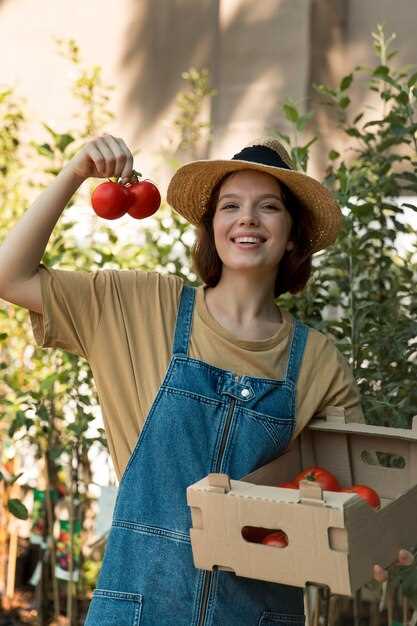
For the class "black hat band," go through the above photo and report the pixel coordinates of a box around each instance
[232,145,291,170]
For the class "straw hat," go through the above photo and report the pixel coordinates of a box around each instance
[167,137,342,253]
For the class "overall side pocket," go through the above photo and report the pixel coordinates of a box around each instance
[85,589,143,626]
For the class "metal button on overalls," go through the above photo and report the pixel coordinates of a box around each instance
[85,285,308,626]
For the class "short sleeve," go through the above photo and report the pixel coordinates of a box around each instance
[293,331,365,440]
[314,340,365,424]
[29,263,106,358]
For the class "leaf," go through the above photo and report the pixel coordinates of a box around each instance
[33,142,54,157]
[56,133,75,153]
[339,96,351,109]
[8,499,29,520]
[345,127,361,138]
[373,65,389,78]
[283,103,299,123]
[363,119,386,129]
[42,122,59,140]
[407,71,417,88]
[397,91,409,106]
[340,74,353,91]
[8,411,27,437]
[40,373,59,392]
[0,333,8,341]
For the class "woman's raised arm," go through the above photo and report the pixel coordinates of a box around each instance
[0,134,133,313]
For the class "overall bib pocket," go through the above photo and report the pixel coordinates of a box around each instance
[86,589,143,626]
[258,610,306,626]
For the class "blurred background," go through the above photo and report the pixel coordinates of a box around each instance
[1,0,417,180]
[1,1,417,625]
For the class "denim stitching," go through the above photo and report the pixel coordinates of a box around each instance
[257,419,290,450]
[241,405,294,422]
[112,519,191,544]
[208,401,232,472]
[94,589,143,602]
[134,600,141,626]
[190,570,207,626]
[162,385,223,408]
[205,567,219,623]
[172,284,195,356]
[171,355,287,385]
[286,321,309,384]
[215,406,238,473]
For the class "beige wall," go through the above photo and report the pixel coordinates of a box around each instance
[1,0,416,190]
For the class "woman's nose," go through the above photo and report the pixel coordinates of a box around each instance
[238,208,259,225]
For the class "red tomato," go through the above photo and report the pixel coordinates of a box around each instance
[294,466,340,491]
[261,530,288,548]
[241,526,271,544]
[91,181,130,219]
[127,179,161,219]
[340,485,381,509]
[277,481,298,489]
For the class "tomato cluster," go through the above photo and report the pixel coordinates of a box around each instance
[243,466,381,549]
[91,171,161,220]
[277,465,381,510]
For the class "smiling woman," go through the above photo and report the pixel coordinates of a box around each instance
[192,169,313,297]
[0,133,392,626]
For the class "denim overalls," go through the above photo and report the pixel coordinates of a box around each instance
[85,285,308,626]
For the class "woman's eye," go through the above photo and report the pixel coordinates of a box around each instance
[221,203,238,210]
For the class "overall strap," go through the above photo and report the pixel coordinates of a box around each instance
[172,284,196,356]
[286,319,309,385]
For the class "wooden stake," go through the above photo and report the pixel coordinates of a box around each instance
[402,592,409,626]
[44,452,60,619]
[353,588,361,626]
[5,529,17,599]
[0,479,7,596]
[67,451,75,626]
[387,583,395,626]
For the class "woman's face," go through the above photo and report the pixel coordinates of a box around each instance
[212,169,294,278]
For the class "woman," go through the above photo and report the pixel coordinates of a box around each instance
[0,134,413,625]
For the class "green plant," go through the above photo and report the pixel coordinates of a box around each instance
[277,24,417,431]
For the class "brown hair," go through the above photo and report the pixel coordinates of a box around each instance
[191,172,313,296]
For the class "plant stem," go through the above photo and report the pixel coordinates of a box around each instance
[67,450,75,626]
[44,452,60,619]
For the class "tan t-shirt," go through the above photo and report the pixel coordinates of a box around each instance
[30,265,364,480]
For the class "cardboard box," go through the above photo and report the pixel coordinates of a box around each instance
[186,414,417,596]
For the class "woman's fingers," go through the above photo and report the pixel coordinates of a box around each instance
[373,564,388,582]
[85,144,107,177]
[68,133,135,181]
[373,549,414,582]
[399,548,415,565]
[101,134,132,180]
[95,135,119,178]
[118,137,135,181]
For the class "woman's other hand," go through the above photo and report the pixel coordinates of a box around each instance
[373,548,415,582]
[67,134,134,184]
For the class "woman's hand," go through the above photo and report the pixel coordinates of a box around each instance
[66,134,134,184]
[373,548,415,582]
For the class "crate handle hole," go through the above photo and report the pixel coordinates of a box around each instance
[241,526,288,547]
[360,450,406,468]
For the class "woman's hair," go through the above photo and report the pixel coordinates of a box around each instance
[191,172,313,297]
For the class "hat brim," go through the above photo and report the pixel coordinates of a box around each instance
[166,159,342,253]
